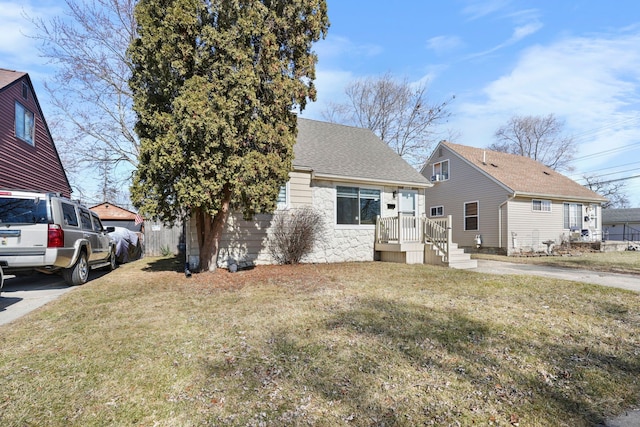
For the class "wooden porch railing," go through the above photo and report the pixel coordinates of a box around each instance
[375,214,453,262]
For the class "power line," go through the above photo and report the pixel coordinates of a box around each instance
[589,174,640,185]
[572,140,640,162]
[575,166,640,182]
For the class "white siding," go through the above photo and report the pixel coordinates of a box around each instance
[505,198,565,254]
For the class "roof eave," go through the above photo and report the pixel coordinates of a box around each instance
[310,171,433,189]
[514,191,608,203]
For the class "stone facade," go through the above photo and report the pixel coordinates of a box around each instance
[185,176,426,270]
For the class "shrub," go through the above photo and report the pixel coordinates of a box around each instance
[268,207,325,264]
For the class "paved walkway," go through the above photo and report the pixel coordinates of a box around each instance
[473,259,640,292]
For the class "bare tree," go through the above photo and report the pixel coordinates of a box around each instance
[490,114,576,172]
[322,73,454,168]
[583,175,630,209]
[29,0,138,198]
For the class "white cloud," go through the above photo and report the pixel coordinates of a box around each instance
[462,0,511,21]
[426,35,464,55]
[452,30,640,205]
[299,69,354,120]
[0,1,62,71]
[314,35,383,61]
[511,22,543,42]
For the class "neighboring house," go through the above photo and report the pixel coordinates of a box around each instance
[0,68,71,197]
[90,202,144,233]
[185,118,433,270]
[602,208,640,243]
[421,141,608,255]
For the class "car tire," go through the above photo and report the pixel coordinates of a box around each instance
[107,249,117,271]
[63,251,89,286]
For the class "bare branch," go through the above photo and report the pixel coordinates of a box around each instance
[322,73,454,168]
[490,114,576,172]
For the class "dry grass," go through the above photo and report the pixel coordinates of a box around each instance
[1,258,639,426]
[473,251,640,275]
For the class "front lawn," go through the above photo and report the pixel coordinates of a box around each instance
[1,259,639,426]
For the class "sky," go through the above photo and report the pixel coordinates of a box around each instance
[1,0,640,206]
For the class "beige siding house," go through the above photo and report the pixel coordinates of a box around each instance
[186,118,432,270]
[421,142,608,255]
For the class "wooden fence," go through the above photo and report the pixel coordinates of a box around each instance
[143,220,185,257]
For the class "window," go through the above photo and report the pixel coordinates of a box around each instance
[0,197,48,224]
[22,82,28,99]
[464,201,478,231]
[430,206,444,217]
[336,186,380,225]
[91,213,104,232]
[15,102,35,145]
[432,160,449,181]
[563,203,583,230]
[276,184,288,209]
[61,202,78,226]
[532,199,551,212]
[79,209,93,230]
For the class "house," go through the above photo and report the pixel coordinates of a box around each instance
[185,118,459,270]
[0,68,71,197]
[421,141,608,255]
[602,208,640,243]
[90,202,144,233]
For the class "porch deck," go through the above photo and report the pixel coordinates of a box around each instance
[374,214,477,269]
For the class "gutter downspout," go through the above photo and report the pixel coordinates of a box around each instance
[498,194,516,250]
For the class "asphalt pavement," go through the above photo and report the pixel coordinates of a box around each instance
[0,273,74,326]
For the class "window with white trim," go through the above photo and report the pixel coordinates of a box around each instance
[336,186,380,225]
[464,201,478,231]
[430,206,444,217]
[15,101,35,145]
[563,203,583,230]
[276,184,288,209]
[432,160,449,181]
[532,199,551,212]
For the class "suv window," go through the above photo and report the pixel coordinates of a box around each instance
[91,213,103,233]
[79,209,93,230]
[61,202,79,226]
[0,197,48,224]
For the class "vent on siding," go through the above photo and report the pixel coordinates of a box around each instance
[22,82,28,100]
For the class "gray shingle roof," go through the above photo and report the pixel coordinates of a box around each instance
[294,118,430,187]
[602,208,640,223]
[442,141,607,202]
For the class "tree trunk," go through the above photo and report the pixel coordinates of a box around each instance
[195,186,232,272]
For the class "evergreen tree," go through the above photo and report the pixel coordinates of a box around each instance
[128,0,328,271]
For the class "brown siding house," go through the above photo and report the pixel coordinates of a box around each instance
[0,68,71,197]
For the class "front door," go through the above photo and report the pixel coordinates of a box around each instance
[399,191,418,241]
[399,191,416,216]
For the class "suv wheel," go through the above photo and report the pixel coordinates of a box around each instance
[107,250,117,271]
[63,251,89,286]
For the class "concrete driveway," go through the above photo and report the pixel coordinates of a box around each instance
[0,273,74,326]
[473,259,640,293]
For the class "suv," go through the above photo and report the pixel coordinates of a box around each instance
[0,189,117,286]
